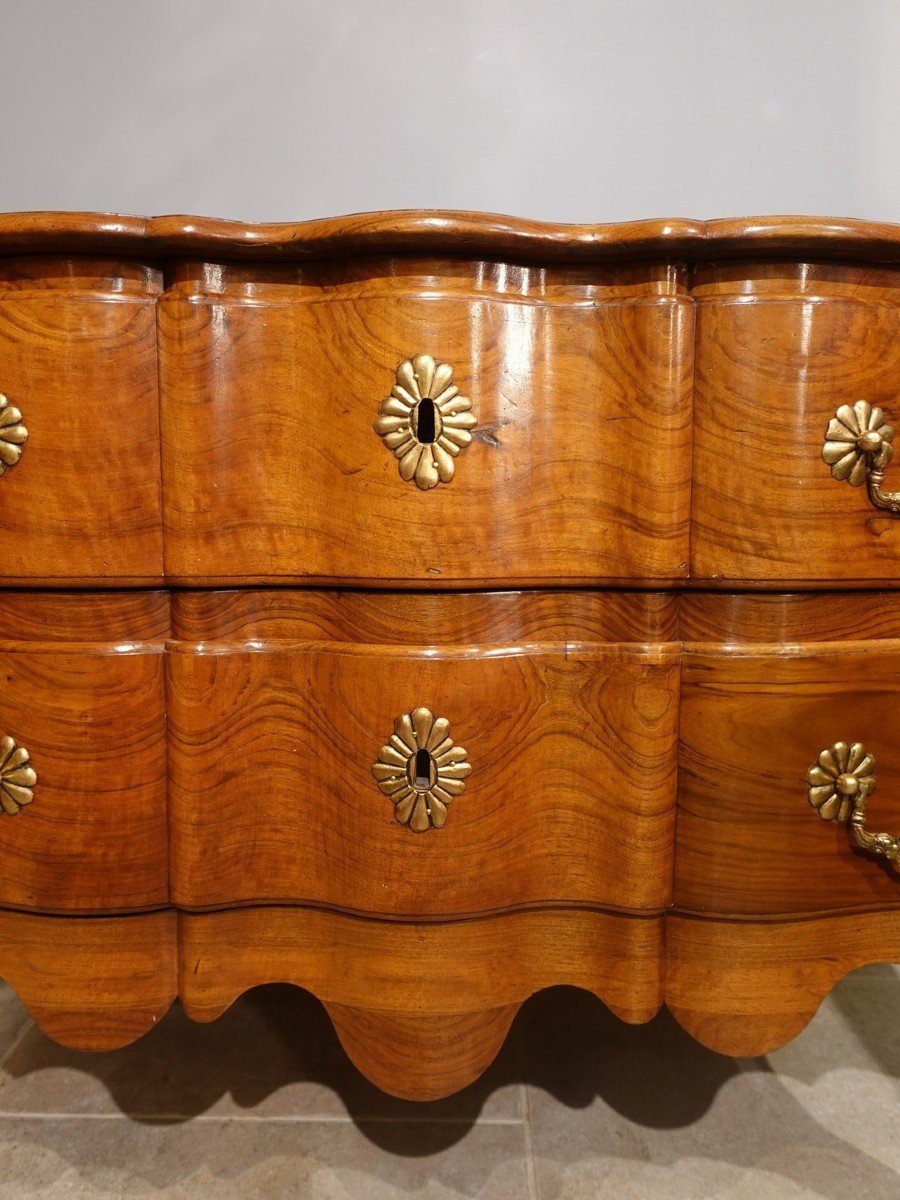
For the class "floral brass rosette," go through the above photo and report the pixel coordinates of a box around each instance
[0,735,37,815]
[807,740,875,823]
[822,401,894,487]
[808,740,900,868]
[373,355,476,490]
[0,394,28,476]
[372,706,471,832]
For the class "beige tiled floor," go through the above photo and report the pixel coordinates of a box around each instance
[0,966,895,1198]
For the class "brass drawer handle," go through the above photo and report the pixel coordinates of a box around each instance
[0,735,37,815]
[807,741,900,869]
[372,706,471,832]
[0,394,28,476]
[822,402,900,514]
[373,355,476,490]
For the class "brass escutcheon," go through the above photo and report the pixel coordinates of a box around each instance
[373,355,476,490]
[0,735,37,815]
[0,394,28,476]
[372,706,471,832]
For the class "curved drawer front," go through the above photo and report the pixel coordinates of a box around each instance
[167,590,679,916]
[159,262,692,586]
[676,593,900,916]
[0,258,163,584]
[0,593,170,912]
[691,262,900,584]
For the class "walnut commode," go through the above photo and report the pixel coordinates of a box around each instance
[0,210,898,1100]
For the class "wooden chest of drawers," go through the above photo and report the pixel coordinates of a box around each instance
[0,211,898,1099]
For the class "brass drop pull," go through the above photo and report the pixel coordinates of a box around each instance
[372,707,471,832]
[0,394,28,476]
[822,402,900,514]
[807,741,900,870]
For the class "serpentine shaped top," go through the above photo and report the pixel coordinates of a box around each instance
[3,211,900,263]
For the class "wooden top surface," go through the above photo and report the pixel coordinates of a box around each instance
[4,211,900,263]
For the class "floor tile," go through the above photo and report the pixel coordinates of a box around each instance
[0,985,523,1123]
[845,961,900,985]
[524,980,899,1200]
[0,1115,529,1199]
[0,984,31,1063]
[762,976,900,1176]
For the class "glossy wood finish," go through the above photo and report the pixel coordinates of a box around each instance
[0,593,169,912]
[678,645,900,915]
[676,592,900,916]
[8,211,900,264]
[2,212,900,1098]
[673,593,900,1056]
[159,261,692,586]
[3,900,892,1074]
[690,261,900,585]
[172,587,678,644]
[0,257,163,584]
[679,589,900,642]
[179,906,663,1099]
[168,591,678,916]
[666,911,900,1056]
[0,909,176,1049]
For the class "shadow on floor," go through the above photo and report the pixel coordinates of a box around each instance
[1,967,895,1162]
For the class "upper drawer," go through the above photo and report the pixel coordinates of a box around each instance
[159,260,692,586]
[691,262,900,585]
[0,258,163,584]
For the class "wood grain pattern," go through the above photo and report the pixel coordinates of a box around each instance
[0,593,169,911]
[690,264,900,584]
[325,1004,520,1102]
[666,910,900,1056]
[168,622,679,915]
[677,645,900,916]
[165,256,686,300]
[679,590,900,642]
[159,280,692,585]
[179,906,664,1099]
[0,909,176,1049]
[0,257,163,584]
[0,590,170,642]
[0,255,162,294]
[171,588,678,644]
[690,259,900,302]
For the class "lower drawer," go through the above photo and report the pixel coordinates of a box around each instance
[0,593,169,912]
[677,593,900,916]
[167,590,679,917]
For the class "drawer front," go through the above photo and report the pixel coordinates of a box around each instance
[0,594,169,912]
[160,287,692,585]
[168,594,678,916]
[691,271,900,583]
[677,634,900,916]
[0,269,163,583]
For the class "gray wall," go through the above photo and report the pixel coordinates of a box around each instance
[1,0,899,222]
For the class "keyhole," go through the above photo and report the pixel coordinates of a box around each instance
[413,748,433,791]
[414,397,437,444]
